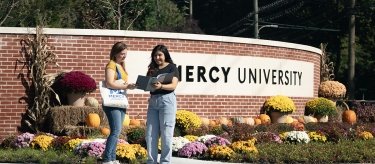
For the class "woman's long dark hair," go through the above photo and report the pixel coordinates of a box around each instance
[147,45,174,76]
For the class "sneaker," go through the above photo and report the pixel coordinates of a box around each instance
[112,160,121,164]
[102,161,113,164]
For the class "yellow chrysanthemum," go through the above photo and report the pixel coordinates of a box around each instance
[30,135,54,151]
[308,131,327,142]
[230,139,258,155]
[359,131,374,140]
[184,135,198,142]
[208,145,235,160]
[176,110,202,132]
[116,143,147,162]
[264,95,296,113]
[64,138,83,151]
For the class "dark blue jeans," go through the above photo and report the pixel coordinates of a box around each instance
[102,106,125,162]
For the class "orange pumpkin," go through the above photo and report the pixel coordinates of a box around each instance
[254,118,262,125]
[259,114,271,124]
[243,117,255,126]
[297,117,305,124]
[100,127,110,136]
[201,117,210,126]
[209,120,217,127]
[342,110,356,125]
[218,117,229,125]
[86,113,100,128]
[130,119,141,126]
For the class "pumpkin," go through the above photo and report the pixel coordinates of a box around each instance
[130,119,141,126]
[277,115,294,124]
[218,117,229,125]
[84,97,99,107]
[292,122,305,131]
[123,115,130,127]
[231,117,244,124]
[243,117,255,126]
[226,120,233,126]
[316,115,328,122]
[86,113,100,128]
[209,120,217,127]
[201,117,210,126]
[297,117,305,124]
[100,127,110,136]
[303,115,318,123]
[254,118,262,125]
[342,110,356,125]
[259,114,271,124]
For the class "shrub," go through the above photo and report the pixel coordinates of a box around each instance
[352,101,375,123]
[252,132,282,144]
[305,97,337,116]
[318,80,346,99]
[126,127,146,147]
[263,95,296,114]
[185,125,210,137]
[231,123,255,142]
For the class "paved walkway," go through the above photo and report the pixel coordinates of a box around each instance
[170,156,243,164]
[164,155,244,164]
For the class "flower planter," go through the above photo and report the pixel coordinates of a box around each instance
[315,115,328,122]
[270,111,288,123]
[67,92,86,106]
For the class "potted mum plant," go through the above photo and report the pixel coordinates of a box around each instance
[318,80,346,101]
[263,95,296,123]
[54,71,97,106]
[304,97,337,122]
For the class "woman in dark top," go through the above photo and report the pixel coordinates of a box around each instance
[145,45,179,164]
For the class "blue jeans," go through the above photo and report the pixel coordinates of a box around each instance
[102,106,125,162]
[146,92,177,164]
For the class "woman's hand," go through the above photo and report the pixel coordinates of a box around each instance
[126,83,137,90]
[152,81,163,90]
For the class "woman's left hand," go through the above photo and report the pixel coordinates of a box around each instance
[152,82,163,90]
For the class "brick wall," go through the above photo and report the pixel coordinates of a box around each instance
[0,27,321,139]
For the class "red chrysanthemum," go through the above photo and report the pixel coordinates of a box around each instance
[58,71,97,93]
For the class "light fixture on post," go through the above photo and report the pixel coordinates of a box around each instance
[257,25,279,39]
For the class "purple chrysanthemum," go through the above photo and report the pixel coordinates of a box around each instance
[14,132,35,148]
[204,136,231,148]
[177,141,208,158]
[75,142,105,158]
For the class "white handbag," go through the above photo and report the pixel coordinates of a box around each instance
[99,65,129,108]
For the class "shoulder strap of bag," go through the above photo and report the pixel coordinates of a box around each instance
[116,64,122,80]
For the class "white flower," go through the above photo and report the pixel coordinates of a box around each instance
[197,135,216,143]
[285,131,310,144]
[172,136,190,152]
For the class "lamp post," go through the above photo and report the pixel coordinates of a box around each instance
[257,25,279,39]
